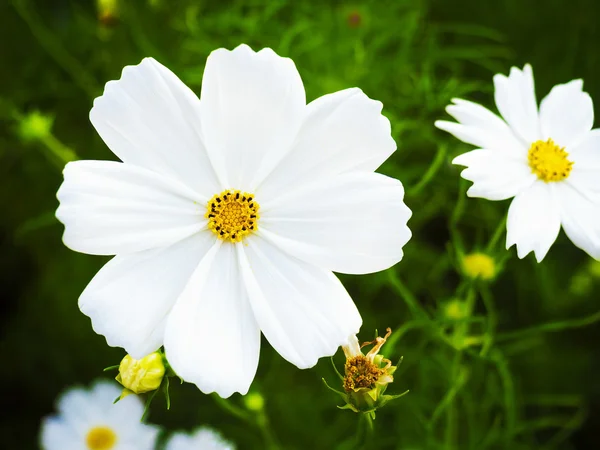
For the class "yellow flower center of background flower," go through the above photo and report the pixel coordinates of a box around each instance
[206,190,259,243]
[527,138,573,182]
[462,253,496,280]
[86,426,117,450]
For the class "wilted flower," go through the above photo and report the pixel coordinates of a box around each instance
[166,427,235,450]
[436,64,600,262]
[39,380,158,450]
[116,352,165,395]
[56,44,412,398]
[325,329,407,417]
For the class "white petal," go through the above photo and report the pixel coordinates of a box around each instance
[90,57,220,195]
[56,160,205,255]
[452,149,536,200]
[259,172,411,274]
[567,129,600,202]
[79,232,214,359]
[166,428,234,450]
[539,80,594,148]
[434,98,523,152]
[39,418,79,450]
[556,182,600,260]
[494,64,541,143]
[200,44,305,189]
[506,182,561,262]
[238,236,362,369]
[258,88,395,200]
[164,242,260,398]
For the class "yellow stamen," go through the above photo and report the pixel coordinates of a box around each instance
[86,426,117,450]
[528,138,573,182]
[206,190,260,243]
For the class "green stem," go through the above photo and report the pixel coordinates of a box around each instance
[11,0,99,97]
[211,394,280,450]
[387,271,429,319]
[408,143,447,196]
[41,133,78,165]
[485,214,508,252]
[496,309,600,342]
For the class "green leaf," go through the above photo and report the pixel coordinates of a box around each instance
[163,376,171,410]
[330,357,344,380]
[322,378,347,399]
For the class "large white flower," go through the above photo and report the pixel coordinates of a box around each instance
[166,428,234,450]
[40,380,158,450]
[436,64,600,262]
[56,44,412,397]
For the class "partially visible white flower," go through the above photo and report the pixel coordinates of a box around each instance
[40,380,158,450]
[56,44,412,397]
[166,427,235,450]
[436,64,600,262]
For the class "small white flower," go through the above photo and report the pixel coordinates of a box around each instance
[166,428,234,450]
[56,44,412,397]
[40,380,158,450]
[436,64,600,262]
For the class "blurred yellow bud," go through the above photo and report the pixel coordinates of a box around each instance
[97,0,119,26]
[116,352,165,394]
[587,260,600,278]
[18,110,54,142]
[462,253,496,280]
[442,298,469,320]
[243,392,265,411]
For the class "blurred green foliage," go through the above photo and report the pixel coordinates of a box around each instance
[1,0,600,449]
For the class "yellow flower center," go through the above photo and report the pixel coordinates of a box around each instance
[86,426,117,450]
[206,190,259,243]
[462,253,496,280]
[527,138,573,182]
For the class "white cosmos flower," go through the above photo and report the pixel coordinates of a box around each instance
[436,64,600,262]
[166,428,234,450]
[56,44,412,397]
[40,381,158,450]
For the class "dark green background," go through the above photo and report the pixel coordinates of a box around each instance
[1,0,599,449]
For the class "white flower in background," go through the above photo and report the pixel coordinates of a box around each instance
[56,44,412,397]
[436,64,600,262]
[40,380,158,450]
[166,428,235,450]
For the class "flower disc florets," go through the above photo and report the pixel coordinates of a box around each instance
[528,138,574,182]
[206,190,259,243]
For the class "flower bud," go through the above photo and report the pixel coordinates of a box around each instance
[243,392,265,412]
[97,0,119,26]
[18,110,54,142]
[461,252,496,280]
[116,352,165,395]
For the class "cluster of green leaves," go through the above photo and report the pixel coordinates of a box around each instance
[1,0,600,449]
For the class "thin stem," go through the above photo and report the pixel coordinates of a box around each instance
[387,270,429,320]
[11,0,99,97]
[485,214,508,252]
[496,309,600,342]
[479,284,497,356]
[408,143,447,196]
